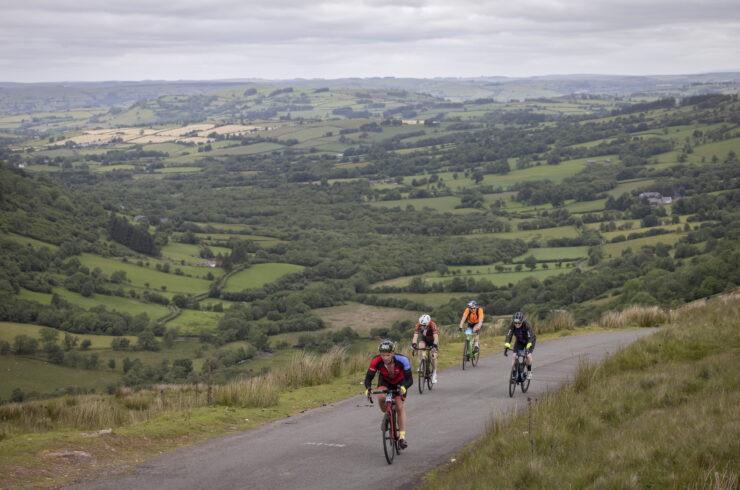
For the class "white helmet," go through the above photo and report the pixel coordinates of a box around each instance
[419,314,431,326]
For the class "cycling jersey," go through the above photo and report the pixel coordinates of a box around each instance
[414,321,438,343]
[505,320,536,351]
[364,354,413,390]
[462,307,484,326]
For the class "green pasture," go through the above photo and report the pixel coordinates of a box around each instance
[513,246,588,262]
[371,263,572,289]
[77,254,212,295]
[607,178,656,197]
[93,164,136,172]
[426,266,572,287]
[0,322,137,349]
[468,225,580,243]
[275,126,340,143]
[4,233,59,251]
[0,356,120,401]
[160,242,230,266]
[434,158,595,192]
[154,166,202,174]
[203,142,283,157]
[198,297,240,309]
[563,199,607,213]
[163,309,223,336]
[194,233,284,248]
[17,288,170,320]
[222,263,305,292]
[602,233,684,258]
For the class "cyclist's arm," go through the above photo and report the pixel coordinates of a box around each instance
[526,321,536,349]
[364,358,380,390]
[432,332,439,348]
[403,367,413,389]
[475,311,484,329]
[459,309,469,329]
[504,324,514,343]
[411,332,418,345]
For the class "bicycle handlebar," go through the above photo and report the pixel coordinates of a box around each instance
[367,388,404,404]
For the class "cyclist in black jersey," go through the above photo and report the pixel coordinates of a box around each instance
[504,312,536,379]
[364,339,413,448]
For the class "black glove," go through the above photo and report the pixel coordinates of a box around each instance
[412,342,417,349]
[432,344,438,350]
[504,347,509,356]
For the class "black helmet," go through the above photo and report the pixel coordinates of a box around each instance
[378,339,395,353]
[513,312,524,324]
[467,300,478,309]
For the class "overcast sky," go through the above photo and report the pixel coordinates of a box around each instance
[2,0,739,83]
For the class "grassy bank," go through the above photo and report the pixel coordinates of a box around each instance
[418,295,739,489]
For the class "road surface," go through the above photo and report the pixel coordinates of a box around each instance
[73,329,656,489]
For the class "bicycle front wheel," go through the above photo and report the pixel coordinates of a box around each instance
[426,361,433,390]
[418,359,425,394]
[508,365,517,397]
[462,341,469,370]
[521,371,531,393]
[393,409,401,455]
[471,344,480,367]
[382,413,395,464]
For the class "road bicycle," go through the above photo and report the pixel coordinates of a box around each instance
[368,389,405,464]
[506,348,531,397]
[412,345,434,394]
[461,326,479,370]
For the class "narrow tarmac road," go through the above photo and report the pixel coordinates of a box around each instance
[73,329,656,489]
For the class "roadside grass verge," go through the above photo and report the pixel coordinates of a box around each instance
[417,295,739,489]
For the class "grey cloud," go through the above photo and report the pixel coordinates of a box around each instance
[1,0,738,81]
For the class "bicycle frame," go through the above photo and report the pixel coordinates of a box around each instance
[462,327,479,369]
[412,345,434,393]
[508,349,530,397]
[370,389,403,463]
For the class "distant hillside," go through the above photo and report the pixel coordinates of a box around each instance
[1,73,739,115]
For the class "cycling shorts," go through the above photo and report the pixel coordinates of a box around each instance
[377,378,406,397]
[514,340,532,353]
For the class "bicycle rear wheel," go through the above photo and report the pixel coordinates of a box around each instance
[382,413,395,464]
[393,409,401,455]
[508,364,517,397]
[462,341,469,370]
[471,344,480,367]
[418,359,425,394]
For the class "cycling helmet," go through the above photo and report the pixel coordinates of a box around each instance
[378,339,395,353]
[513,312,524,324]
[467,300,478,309]
[419,314,431,326]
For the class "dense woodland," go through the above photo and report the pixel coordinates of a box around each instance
[0,84,738,401]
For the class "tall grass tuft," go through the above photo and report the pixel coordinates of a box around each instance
[599,305,668,328]
[536,310,575,334]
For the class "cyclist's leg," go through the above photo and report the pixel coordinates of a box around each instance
[473,324,482,349]
[513,340,525,367]
[418,339,427,364]
[376,379,391,413]
[395,395,406,433]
